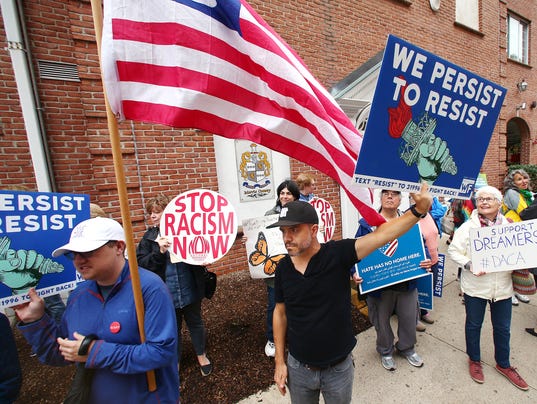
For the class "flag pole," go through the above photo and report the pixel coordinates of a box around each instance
[89,0,156,391]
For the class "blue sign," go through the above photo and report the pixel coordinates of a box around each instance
[354,35,506,199]
[0,191,90,308]
[356,224,427,294]
[417,273,433,310]
[434,253,445,297]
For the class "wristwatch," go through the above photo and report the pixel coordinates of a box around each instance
[410,204,427,219]
[78,334,98,356]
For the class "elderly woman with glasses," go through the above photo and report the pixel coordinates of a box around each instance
[448,186,528,391]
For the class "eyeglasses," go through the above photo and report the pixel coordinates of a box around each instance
[476,197,496,204]
[64,241,116,260]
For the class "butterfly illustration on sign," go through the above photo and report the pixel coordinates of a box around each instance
[379,239,399,257]
[248,232,285,275]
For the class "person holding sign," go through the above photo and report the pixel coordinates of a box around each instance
[270,184,432,403]
[448,186,529,391]
[14,217,180,403]
[356,190,430,371]
[136,195,172,281]
[137,194,213,376]
[501,169,536,305]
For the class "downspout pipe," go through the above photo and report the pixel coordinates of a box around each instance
[1,0,55,192]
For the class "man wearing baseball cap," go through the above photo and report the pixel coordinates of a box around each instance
[15,217,180,403]
[270,184,432,403]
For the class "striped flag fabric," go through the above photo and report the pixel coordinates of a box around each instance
[379,239,399,258]
[101,0,384,225]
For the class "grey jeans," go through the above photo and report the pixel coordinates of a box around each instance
[286,352,354,404]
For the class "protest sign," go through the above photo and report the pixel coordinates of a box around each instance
[434,253,445,297]
[417,273,433,311]
[309,197,336,243]
[355,224,427,294]
[469,219,537,273]
[160,189,237,265]
[0,190,90,308]
[242,214,287,279]
[354,35,506,199]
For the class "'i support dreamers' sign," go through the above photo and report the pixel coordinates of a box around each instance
[160,189,237,265]
[355,35,506,199]
[469,219,537,273]
[0,190,90,308]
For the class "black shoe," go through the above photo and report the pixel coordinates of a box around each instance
[525,328,537,338]
[200,362,213,376]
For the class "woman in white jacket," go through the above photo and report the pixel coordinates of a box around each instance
[448,185,528,391]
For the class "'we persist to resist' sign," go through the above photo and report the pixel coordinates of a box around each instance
[469,219,537,273]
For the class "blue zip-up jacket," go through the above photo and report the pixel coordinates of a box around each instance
[19,263,179,404]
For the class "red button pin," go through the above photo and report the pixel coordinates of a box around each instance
[110,321,121,334]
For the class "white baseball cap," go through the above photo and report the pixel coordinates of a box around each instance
[52,217,125,257]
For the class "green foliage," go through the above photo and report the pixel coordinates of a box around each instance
[505,164,537,191]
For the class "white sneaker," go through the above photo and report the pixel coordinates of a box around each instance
[512,295,519,306]
[515,293,530,303]
[381,355,396,371]
[265,341,275,357]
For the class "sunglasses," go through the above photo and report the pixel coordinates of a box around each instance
[64,241,117,260]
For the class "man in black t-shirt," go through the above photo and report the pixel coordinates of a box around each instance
[268,184,432,403]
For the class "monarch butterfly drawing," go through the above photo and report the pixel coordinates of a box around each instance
[248,232,286,275]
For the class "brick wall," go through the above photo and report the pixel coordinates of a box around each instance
[1,0,536,276]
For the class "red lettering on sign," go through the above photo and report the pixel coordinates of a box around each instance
[209,235,230,258]
[173,236,187,258]
[217,194,228,210]
[174,194,187,213]
[322,211,335,228]
[219,212,234,234]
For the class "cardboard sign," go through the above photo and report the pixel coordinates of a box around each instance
[309,197,336,243]
[356,224,427,294]
[355,35,506,199]
[469,219,537,273]
[242,215,287,279]
[160,189,237,265]
[0,190,90,308]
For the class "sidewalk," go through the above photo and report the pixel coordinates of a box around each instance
[238,236,537,403]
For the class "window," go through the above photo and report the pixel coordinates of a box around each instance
[507,13,529,64]
[456,0,479,31]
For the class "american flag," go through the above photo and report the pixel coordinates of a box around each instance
[102,0,383,225]
[379,239,398,257]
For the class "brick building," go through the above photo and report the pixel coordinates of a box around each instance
[0,0,536,275]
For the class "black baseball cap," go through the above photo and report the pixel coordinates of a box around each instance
[266,201,319,228]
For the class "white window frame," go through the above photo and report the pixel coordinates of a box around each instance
[507,13,529,64]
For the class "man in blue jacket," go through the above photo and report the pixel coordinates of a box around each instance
[15,217,179,403]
